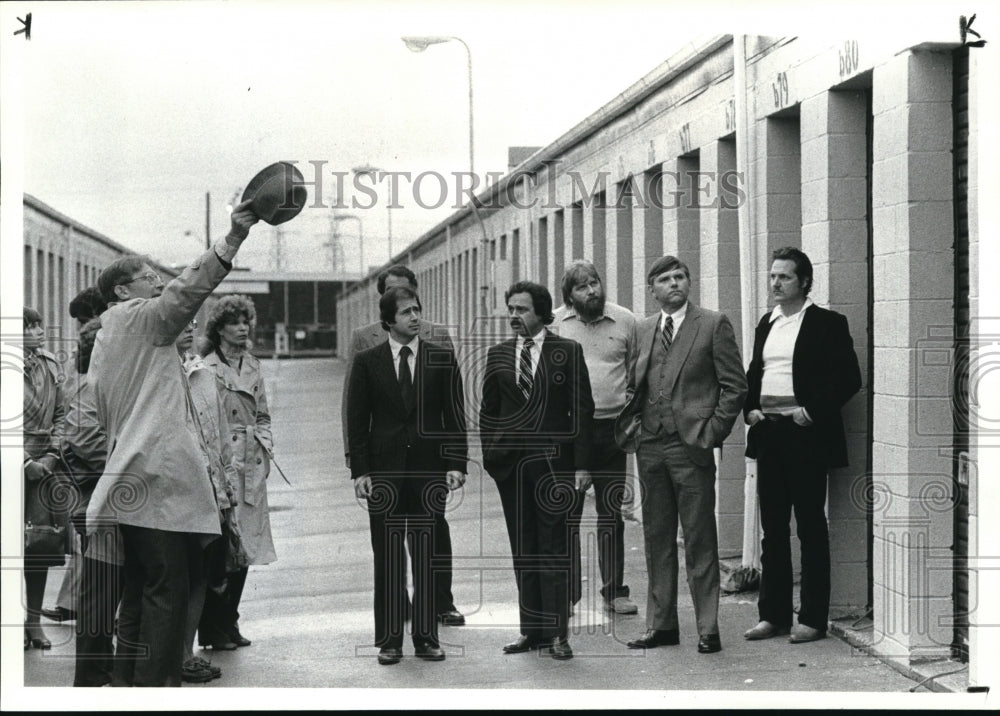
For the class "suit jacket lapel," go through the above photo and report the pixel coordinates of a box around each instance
[633,315,659,394]
[661,304,701,394]
[373,342,408,417]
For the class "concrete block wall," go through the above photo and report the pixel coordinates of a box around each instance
[699,138,746,556]
[799,88,871,618]
[634,168,663,315]
[871,49,954,662]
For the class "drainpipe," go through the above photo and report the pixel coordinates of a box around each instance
[735,34,762,579]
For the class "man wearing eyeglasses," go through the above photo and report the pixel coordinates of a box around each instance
[86,201,259,687]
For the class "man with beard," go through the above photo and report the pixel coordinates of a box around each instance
[553,261,639,617]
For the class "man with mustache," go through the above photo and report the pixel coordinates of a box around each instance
[553,261,640,617]
[742,247,861,644]
[480,281,594,660]
[615,256,747,654]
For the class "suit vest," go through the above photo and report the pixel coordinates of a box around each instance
[639,326,678,435]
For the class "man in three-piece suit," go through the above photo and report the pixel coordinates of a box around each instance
[480,281,594,660]
[341,265,464,627]
[742,247,861,644]
[614,256,747,654]
[347,286,468,665]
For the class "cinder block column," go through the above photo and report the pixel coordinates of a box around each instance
[699,140,745,556]
[752,117,802,312]
[567,202,585,261]
[585,192,607,283]
[800,89,870,619]
[635,167,664,314]
[609,178,634,310]
[662,156,700,305]
[871,50,954,663]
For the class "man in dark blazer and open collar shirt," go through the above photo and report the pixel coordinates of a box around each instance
[480,281,594,661]
[614,255,747,655]
[742,247,861,645]
[347,286,468,666]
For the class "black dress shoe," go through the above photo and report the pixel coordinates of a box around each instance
[502,634,543,654]
[228,628,252,647]
[544,637,573,661]
[697,634,722,653]
[41,607,75,622]
[415,642,446,661]
[377,647,403,665]
[438,609,466,626]
[202,638,238,651]
[627,629,680,649]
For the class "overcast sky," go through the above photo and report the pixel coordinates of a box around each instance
[7,0,961,275]
[11,1,695,272]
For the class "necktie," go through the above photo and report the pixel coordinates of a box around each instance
[398,345,415,411]
[518,338,534,399]
[661,315,674,353]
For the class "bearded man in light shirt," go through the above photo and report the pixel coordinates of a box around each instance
[553,261,639,617]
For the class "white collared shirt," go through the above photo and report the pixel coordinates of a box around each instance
[515,328,546,384]
[661,301,688,338]
[761,298,814,404]
[388,335,419,381]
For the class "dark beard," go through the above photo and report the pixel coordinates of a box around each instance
[572,295,605,322]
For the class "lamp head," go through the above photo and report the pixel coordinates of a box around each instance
[402,36,451,52]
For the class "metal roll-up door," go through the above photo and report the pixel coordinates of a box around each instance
[951,44,970,662]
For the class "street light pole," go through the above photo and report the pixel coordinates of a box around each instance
[352,165,393,261]
[403,35,489,328]
[402,36,473,174]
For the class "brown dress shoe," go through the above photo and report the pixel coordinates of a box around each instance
[744,621,791,640]
[789,624,826,643]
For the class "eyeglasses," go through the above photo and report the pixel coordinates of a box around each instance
[122,272,161,287]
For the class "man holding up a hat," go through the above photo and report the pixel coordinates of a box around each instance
[86,166,302,686]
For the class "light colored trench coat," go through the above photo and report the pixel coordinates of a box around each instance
[203,350,276,565]
[87,248,229,537]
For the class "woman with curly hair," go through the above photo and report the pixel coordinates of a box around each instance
[197,295,276,651]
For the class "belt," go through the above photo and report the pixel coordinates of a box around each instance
[763,413,795,422]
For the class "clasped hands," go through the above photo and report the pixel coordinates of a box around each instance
[354,470,467,500]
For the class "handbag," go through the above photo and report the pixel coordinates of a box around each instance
[24,522,66,558]
[23,456,74,565]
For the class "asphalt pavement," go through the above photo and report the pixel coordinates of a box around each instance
[19,357,931,707]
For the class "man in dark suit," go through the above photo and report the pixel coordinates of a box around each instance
[742,247,861,644]
[347,286,468,665]
[341,264,464,626]
[614,256,747,654]
[480,281,594,661]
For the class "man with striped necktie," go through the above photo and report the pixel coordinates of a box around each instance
[479,281,594,660]
[614,256,747,655]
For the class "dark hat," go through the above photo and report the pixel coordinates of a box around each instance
[241,162,308,226]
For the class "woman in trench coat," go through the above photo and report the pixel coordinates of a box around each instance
[198,295,276,650]
[22,307,67,650]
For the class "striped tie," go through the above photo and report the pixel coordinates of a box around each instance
[661,315,674,353]
[517,338,534,399]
